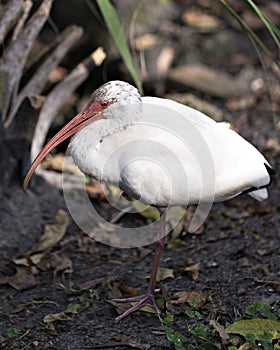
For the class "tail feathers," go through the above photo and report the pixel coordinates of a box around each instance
[245,163,274,201]
[248,188,268,201]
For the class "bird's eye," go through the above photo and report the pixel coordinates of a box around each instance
[100,100,109,108]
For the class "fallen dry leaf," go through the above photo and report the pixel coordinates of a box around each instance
[186,291,210,308]
[132,201,160,221]
[43,312,72,323]
[85,181,106,200]
[169,291,193,305]
[12,253,45,267]
[183,262,200,281]
[238,343,254,350]
[156,267,174,282]
[0,266,37,291]
[77,236,99,254]
[182,8,221,30]
[132,303,157,314]
[167,206,187,241]
[184,206,204,235]
[132,33,159,50]
[42,154,82,175]
[210,319,229,343]
[227,318,280,340]
[30,209,69,253]
[79,277,104,291]
[50,252,73,276]
[118,284,139,298]
[168,290,211,308]
[247,204,276,215]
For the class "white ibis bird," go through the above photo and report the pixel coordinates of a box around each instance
[23,80,273,322]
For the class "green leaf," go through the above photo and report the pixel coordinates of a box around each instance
[245,301,277,321]
[7,328,22,338]
[96,0,143,94]
[132,201,160,220]
[65,301,90,314]
[246,301,269,315]
[185,309,203,319]
[219,0,280,67]
[261,310,277,321]
[163,327,187,350]
[189,325,209,338]
[226,318,280,341]
[163,325,176,336]
[160,310,174,324]
[244,333,256,343]
[245,0,280,49]
[82,175,91,184]
[245,305,255,316]
[259,331,273,343]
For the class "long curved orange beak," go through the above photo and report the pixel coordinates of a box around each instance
[23,101,103,191]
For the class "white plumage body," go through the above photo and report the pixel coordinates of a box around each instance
[70,96,271,207]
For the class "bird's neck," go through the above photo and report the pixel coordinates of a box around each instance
[97,102,143,140]
[69,102,143,178]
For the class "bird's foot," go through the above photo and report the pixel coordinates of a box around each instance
[112,292,161,322]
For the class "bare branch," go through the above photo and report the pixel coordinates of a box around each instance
[31,48,106,161]
[0,0,23,42]
[5,25,84,127]
[0,0,53,123]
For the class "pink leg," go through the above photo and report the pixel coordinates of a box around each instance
[112,212,166,322]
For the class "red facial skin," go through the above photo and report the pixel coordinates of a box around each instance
[23,99,111,191]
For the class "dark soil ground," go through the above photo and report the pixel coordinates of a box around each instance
[0,1,280,350]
